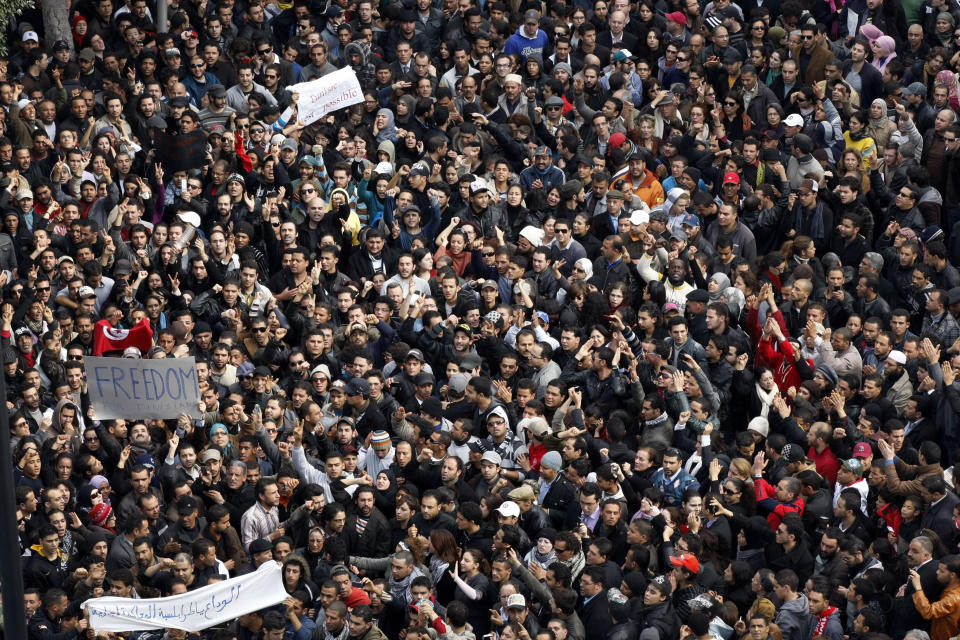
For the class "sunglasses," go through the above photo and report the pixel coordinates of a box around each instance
[258,48,271,54]
[191,63,204,68]
[250,128,264,133]
[482,251,495,257]
[252,327,267,333]
[68,355,83,360]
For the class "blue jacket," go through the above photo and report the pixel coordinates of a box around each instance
[519,163,565,192]
[504,26,550,60]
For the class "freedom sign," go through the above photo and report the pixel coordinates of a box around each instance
[86,356,201,420]
[83,561,286,632]
[289,67,364,125]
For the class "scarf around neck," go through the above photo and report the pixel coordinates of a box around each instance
[755,383,778,418]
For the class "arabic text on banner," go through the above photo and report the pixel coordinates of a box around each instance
[82,561,286,632]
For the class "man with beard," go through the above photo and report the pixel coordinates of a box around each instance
[282,484,326,550]
[200,503,248,572]
[664,259,696,312]
[813,527,849,600]
[345,487,390,557]
[69,314,96,354]
[882,351,913,416]
[439,455,478,503]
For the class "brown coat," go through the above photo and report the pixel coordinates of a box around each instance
[884,459,943,499]
[791,44,834,84]
[914,580,960,640]
[202,523,248,570]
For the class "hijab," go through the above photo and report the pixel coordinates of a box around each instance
[375,108,397,143]
[374,469,399,514]
[575,257,594,280]
[869,98,889,128]
[709,273,731,302]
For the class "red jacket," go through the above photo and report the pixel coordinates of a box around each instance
[756,477,804,529]
[808,445,841,485]
[748,307,810,394]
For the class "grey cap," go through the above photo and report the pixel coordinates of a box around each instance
[904,82,927,96]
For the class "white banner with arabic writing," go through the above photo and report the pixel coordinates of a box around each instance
[82,561,286,632]
[288,68,364,125]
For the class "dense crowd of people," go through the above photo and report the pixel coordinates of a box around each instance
[9,0,960,640]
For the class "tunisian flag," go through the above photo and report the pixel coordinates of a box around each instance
[93,318,154,356]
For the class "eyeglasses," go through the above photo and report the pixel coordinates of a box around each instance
[677,56,688,62]
[272,222,281,227]
[258,48,271,55]
[302,188,315,194]
[68,355,83,360]
[556,228,570,234]
[238,123,250,129]
[801,34,814,40]
[250,128,264,133]
[35,286,49,292]
[84,436,99,442]
[482,251,495,257]
[721,487,738,494]
[252,327,267,333]
[751,25,766,30]
[946,137,958,142]
[191,62,204,68]
[546,105,562,111]
[724,101,738,106]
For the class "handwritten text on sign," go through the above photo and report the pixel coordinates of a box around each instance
[289,67,364,125]
[83,561,286,632]
[86,356,201,420]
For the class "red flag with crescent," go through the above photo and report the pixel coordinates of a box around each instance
[92,318,154,356]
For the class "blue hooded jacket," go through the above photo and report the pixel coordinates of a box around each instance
[504,26,550,60]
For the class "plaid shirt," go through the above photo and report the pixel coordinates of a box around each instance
[240,501,279,550]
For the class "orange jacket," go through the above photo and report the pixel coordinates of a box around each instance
[914,581,960,640]
[611,169,664,208]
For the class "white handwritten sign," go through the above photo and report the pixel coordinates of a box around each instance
[83,561,286,632]
[289,68,364,125]
[86,356,201,420]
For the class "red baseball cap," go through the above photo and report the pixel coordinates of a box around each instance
[723,171,741,185]
[665,11,687,26]
[669,553,700,574]
[608,132,627,149]
[853,441,873,458]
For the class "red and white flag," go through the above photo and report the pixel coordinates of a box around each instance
[92,318,154,356]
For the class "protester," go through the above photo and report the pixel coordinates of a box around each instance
[7,4,960,640]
